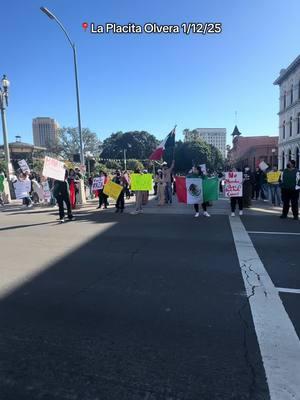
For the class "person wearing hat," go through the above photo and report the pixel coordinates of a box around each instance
[162,160,175,204]
[155,169,166,206]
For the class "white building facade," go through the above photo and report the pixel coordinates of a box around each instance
[274,55,300,169]
[184,128,226,158]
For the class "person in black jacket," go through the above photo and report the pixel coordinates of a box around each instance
[53,170,74,223]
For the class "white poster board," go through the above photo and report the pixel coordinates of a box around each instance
[18,159,30,173]
[42,156,65,181]
[225,172,243,197]
[42,181,51,200]
[186,177,203,204]
[14,180,31,199]
[259,161,269,171]
[92,177,104,191]
[199,164,207,175]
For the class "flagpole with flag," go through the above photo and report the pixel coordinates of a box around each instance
[149,126,176,161]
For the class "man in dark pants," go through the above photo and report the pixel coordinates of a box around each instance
[53,171,74,223]
[280,160,300,220]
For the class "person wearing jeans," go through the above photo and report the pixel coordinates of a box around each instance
[267,166,281,207]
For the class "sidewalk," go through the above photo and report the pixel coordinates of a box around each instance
[0,195,284,217]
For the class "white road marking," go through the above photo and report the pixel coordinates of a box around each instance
[230,217,300,400]
[248,231,300,236]
[277,287,300,295]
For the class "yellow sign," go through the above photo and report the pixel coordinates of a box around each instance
[267,171,281,183]
[130,174,153,191]
[103,181,123,200]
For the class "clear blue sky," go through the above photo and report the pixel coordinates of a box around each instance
[2,0,300,145]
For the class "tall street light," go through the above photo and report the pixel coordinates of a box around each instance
[40,6,84,166]
[0,75,11,178]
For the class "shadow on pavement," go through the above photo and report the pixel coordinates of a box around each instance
[0,212,270,400]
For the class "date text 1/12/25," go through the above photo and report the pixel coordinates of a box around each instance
[181,23,222,35]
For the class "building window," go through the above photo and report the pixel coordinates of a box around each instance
[291,85,294,104]
[298,81,300,99]
[290,116,293,136]
[283,121,286,139]
[284,91,287,109]
[289,149,292,161]
[298,113,300,134]
[282,151,285,169]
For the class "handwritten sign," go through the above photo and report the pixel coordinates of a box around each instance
[259,161,269,171]
[42,156,65,181]
[225,172,243,197]
[103,180,123,200]
[14,180,31,199]
[92,177,104,191]
[130,174,153,191]
[18,159,30,173]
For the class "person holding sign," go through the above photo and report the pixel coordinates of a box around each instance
[225,169,243,217]
[53,170,75,223]
[112,170,127,213]
[187,166,210,218]
[267,166,281,207]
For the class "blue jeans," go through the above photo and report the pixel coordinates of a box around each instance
[261,183,269,200]
[165,182,173,204]
[269,184,281,206]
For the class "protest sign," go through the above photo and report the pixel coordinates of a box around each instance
[18,159,30,173]
[42,156,65,181]
[267,171,281,184]
[200,164,207,175]
[259,161,269,171]
[92,177,104,191]
[42,181,51,200]
[103,181,123,200]
[130,174,153,191]
[14,180,31,199]
[203,177,219,202]
[224,172,243,197]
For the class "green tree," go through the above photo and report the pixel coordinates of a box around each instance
[101,131,158,160]
[174,140,212,173]
[51,127,102,161]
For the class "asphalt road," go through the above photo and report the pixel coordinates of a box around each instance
[0,202,299,400]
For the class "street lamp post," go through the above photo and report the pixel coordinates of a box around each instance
[123,149,127,171]
[0,75,11,182]
[40,6,84,166]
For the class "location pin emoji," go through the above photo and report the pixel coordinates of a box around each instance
[82,22,89,32]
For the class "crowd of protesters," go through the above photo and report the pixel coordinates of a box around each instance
[0,158,299,222]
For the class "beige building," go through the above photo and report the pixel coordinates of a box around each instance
[184,128,226,158]
[32,117,59,148]
[274,55,300,169]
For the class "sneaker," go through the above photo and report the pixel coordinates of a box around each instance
[293,216,299,220]
[68,215,75,221]
[130,210,140,215]
[239,210,243,216]
[115,209,119,213]
[60,218,65,223]
[203,211,210,217]
[231,212,235,217]
[280,215,287,219]
[194,212,199,218]
[27,204,33,208]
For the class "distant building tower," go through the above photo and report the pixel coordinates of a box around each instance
[184,128,227,158]
[32,117,59,148]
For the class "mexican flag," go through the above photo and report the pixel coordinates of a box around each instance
[149,127,176,160]
[176,176,219,204]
